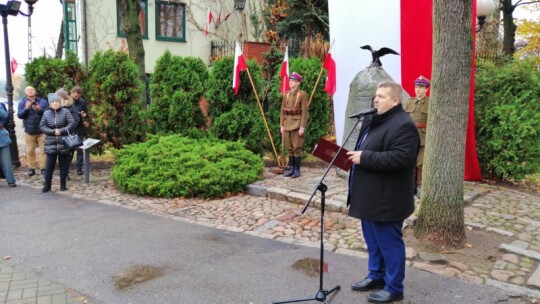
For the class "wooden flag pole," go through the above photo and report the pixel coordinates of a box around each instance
[307,67,325,108]
[307,40,335,108]
[244,67,283,167]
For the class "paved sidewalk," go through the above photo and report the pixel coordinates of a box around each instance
[4,163,540,302]
[0,261,98,304]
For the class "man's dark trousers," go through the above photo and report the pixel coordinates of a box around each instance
[362,219,405,294]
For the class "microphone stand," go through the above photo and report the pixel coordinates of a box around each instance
[273,115,368,304]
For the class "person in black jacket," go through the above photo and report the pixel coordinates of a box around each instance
[346,81,420,304]
[40,93,77,193]
[56,88,80,180]
[70,86,89,175]
[17,86,49,176]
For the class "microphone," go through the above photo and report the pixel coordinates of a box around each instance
[348,108,378,119]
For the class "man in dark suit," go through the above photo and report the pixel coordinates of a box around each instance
[347,81,420,303]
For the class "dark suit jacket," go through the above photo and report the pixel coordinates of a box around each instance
[347,105,420,222]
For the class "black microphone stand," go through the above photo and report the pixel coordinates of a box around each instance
[273,115,367,304]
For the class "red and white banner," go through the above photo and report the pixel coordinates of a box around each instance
[205,8,213,36]
[232,42,247,95]
[322,51,336,96]
[329,0,482,180]
[10,58,18,74]
[279,46,290,95]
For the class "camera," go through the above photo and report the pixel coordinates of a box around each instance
[31,101,38,106]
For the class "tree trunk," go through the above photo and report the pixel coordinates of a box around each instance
[501,0,516,56]
[414,0,472,248]
[117,0,147,105]
[55,18,65,59]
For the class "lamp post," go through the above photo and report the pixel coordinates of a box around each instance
[0,0,39,167]
[476,0,495,32]
[234,0,246,11]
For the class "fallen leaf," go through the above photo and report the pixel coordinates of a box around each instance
[2,256,11,260]
[464,243,473,248]
[66,288,74,292]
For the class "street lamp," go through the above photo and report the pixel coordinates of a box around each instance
[0,0,39,167]
[476,0,495,33]
[234,0,246,11]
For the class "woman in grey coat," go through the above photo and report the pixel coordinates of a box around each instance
[39,93,77,192]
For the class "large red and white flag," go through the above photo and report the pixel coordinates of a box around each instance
[279,46,290,94]
[205,8,213,36]
[10,58,18,74]
[322,51,336,96]
[329,0,482,180]
[232,42,247,95]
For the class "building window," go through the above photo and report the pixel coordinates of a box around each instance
[64,0,77,54]
[117,0,148,39]
[155,1,186,42]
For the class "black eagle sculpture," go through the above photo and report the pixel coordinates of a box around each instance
[360,45,400,67]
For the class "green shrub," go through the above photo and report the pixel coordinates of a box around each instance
[475,57,540,179]
[210,102,267,155]
[206,56,268,154]
[87,50,145,148]
[205,57,265,118]
[25,51,86,97]
[111,135,264,198]
[266,57,331,154]
[147,51,209,133]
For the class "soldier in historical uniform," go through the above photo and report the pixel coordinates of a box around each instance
[280,72,308,178]
[404,75,430,191]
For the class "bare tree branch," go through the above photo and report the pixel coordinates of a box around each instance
[516,0,540,6]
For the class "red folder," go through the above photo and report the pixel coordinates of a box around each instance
[312,138,353,171]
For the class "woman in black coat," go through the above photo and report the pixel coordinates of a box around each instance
[40,93,77,193]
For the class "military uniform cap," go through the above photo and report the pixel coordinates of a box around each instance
[414,75,430,87]
[290,72,303,82]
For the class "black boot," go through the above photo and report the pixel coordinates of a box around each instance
[42,180,51,193]
[292,156,301,178]
[283,156,295,177]
[60,179,68,191]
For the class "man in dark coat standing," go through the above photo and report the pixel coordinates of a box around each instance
[346,80,420,304]
[70,86,89,175]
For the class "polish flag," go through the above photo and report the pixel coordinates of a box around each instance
[322,51,336,96]
[205,8,213,36]
[232,42,247,95]
[279,46,290,95]
[329,0,482,180]
[10,58,18,74]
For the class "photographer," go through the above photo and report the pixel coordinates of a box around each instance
[70,86,89,175]
[17,86,49,176]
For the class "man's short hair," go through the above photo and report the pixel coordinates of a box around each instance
[377,81,403,103]
[71,86,83,94]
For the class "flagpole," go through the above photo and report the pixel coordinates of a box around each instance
[307,40,335,108]
[307,67,325,108]
[244,67,283,167]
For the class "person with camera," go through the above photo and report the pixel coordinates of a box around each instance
[17,86,49,177]
[40,93,76,193]
[70,86,89,176]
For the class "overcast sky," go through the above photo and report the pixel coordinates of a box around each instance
[0,0,63,80]
[0,1,538,81]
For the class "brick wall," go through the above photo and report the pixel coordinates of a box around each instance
[243,41,271,65]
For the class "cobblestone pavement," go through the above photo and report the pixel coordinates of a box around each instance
[4,163,540,302]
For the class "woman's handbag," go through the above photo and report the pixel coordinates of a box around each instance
[62,129,83,150]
